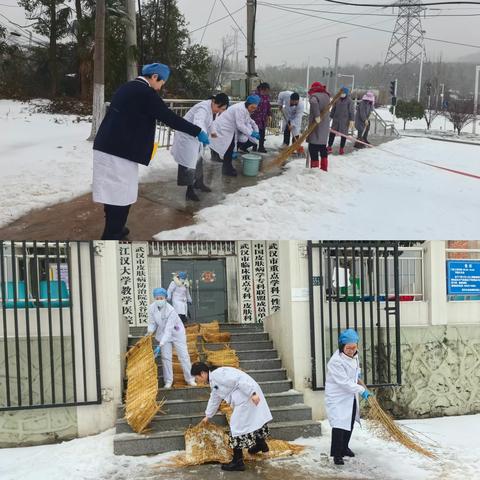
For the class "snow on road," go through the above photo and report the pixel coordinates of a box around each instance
[0,415,479,480]
[156,136,480,239]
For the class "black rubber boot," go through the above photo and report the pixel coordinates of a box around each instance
[193,180,212,192]
[185,185,200,201]
[221,448,245,471]
[222,159,238,177]
[248,438,269,455]
[343,448,355,457]
[334,456,344,465]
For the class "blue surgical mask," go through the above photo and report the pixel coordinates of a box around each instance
[156,299,166,308]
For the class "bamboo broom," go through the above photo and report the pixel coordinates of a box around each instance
[366,395,436,459]
[264,88,344,171]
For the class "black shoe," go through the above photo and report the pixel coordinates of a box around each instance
[257,147,267,153]
[193,180,212,192]
[221,449,245,471]
[334,457,344,465]
[248,439,269,455]
[186,186,200,201]
[343,448,355,457]
[238,147,249,154]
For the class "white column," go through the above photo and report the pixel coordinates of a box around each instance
[76,241,127,437]
[424,241,448,325]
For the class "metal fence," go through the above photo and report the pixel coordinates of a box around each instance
[0,241,101,411]
[308,241,403,390]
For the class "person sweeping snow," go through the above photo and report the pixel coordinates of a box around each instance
[209,95,261,177]
[325,328,372,465]
[328,87,354,155]
[280,92,304,152]
[306,82,331,171]
[171,93,229,202]
[147,287,196,389]
[354,91,375,149]
[191,362,273,472]
[167,272,192,324]
[92,63,209,240]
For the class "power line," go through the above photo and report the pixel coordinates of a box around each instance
[200,0,217,43]
[188,6,245,34]
[218,0,248,40]
[259,2,480,49]
[323,0,480,6]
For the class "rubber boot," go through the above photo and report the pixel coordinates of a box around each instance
[248,438,269,455]
[339,147,345,155]
[193,179,212,192]
[327,146,333,154]
[310,159,320,168]
[343,448,355,457]
[221,448,245,471]
[186,185,200,202]
[321,157,328,172]
[222,158,238,177]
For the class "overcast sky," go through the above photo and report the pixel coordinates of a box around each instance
[2,0,480,67]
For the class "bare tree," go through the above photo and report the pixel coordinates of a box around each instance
[445,98,475,135]
[88,0,105,141]
[209,34,234,91]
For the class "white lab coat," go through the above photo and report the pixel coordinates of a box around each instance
[171,100,213,170]
[281,100,305,136]
[209,102,259,158]
[92,149,139,206]
[277,90,293,107]
[205,367,273,437]
[325,350,365,431]
[147,301,194,384]
[167,279,192,316]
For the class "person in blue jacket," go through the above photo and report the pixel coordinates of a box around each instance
[92,62,210,240]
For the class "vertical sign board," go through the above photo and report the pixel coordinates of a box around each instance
[118,243,135,325]
[267,242,281,313]
[238,241,254,323]
[446,260,480,295]
[253,242,268,321]
[132,243,150,326]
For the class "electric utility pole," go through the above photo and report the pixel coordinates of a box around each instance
[246,0,257,93]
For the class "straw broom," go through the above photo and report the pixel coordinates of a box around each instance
[366,395,436,459]
[264,89,344,171]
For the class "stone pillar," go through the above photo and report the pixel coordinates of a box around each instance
[424,241,448,325]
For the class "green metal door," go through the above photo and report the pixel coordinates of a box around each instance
[161,258,227,323]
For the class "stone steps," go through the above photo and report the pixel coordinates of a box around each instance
[156,368,288,384]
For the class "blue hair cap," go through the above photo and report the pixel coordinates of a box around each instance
[142,63,170,81]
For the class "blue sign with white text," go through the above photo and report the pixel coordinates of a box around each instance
[446,260,480,295]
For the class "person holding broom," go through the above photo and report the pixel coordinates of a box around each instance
[167,272,192,324]
[325,328,372,465]
[147,287,196,389]
[92,63,210,239]
[306,82,331,171]
[191,362,273,472]
[354,91,375,149]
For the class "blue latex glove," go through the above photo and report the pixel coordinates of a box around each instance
[197,130,210,145]
[361,390,372,400]
[153,345,161,358]
[251,131,261,140]
[232,152,239,160]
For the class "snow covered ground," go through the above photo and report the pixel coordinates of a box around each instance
[2,99,480,238]
[156,136,480,239]
[0,415,479,480]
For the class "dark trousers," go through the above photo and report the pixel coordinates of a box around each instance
[177,157,204,187]
[224,137,236,161]
[101,204,131,240]
[253,128,266,150]
[238,139,256,152]
[308,143,328,161]
[328,131,346,148]
[283,124,299,146]
[359,123,370,142]
[178,314,187,324]
[330,398,356,457]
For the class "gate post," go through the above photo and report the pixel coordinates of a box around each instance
[425,241,448,325]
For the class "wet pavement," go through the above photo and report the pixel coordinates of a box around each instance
[0,136,392,240]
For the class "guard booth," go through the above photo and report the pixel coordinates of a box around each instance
[307,241,411,390]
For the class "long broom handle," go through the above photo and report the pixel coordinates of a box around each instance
[266,89,344,170]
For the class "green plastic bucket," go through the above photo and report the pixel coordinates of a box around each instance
[242,154,262,177]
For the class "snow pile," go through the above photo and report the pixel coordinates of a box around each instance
[156,137,480,239]
[0,415,479,479]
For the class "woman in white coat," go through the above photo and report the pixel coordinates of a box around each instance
[325,329,372,465]
[171,93,229,202]
[209,95,261,177]
[281,92,304,149]
[147,287,196,389]
[167,271,192,324]
[191,362,273,471]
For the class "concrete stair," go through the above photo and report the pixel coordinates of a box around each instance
[114,322,321,456]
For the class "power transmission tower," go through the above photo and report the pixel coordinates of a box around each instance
[384,0,426,67]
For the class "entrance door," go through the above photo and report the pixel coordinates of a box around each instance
[161,258,227,323]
